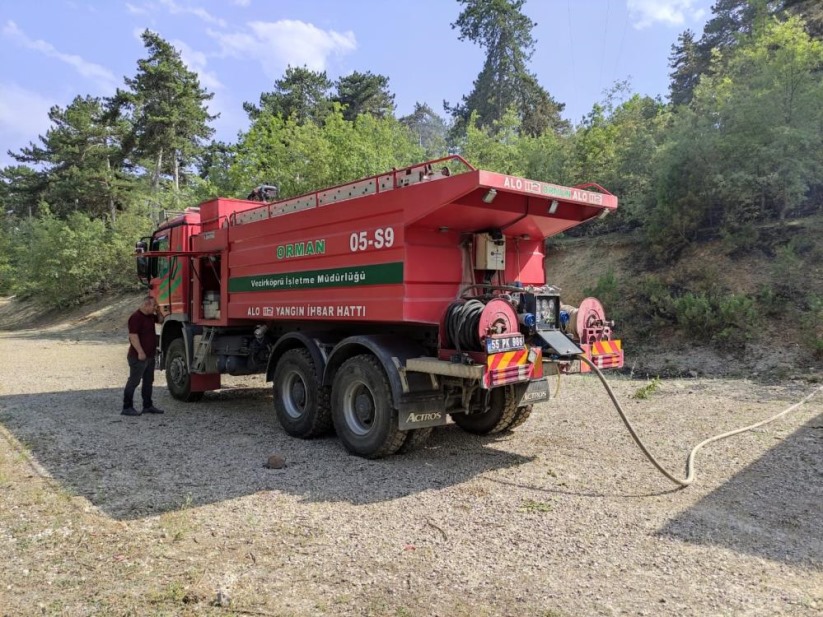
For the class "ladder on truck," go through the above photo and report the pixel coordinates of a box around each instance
[192,327,216,372]
[229,155,474,226]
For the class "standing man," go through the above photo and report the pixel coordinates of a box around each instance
[122,296,165,416]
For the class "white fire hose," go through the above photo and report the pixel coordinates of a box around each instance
[578,355,823,488]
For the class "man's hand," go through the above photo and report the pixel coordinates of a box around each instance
[128,332,146,360]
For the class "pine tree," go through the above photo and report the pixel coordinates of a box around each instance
[334,71,395,121]
[111,30,216,192]
[400,103,449,158]
[9,95,132,220]
[244,66,332,124]
[445,0,566,138]
[669,30,702,106]
[0,165,46,218]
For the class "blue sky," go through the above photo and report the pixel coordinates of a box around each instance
[0,0,714,167]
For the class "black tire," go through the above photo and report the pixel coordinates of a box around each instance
[506,405,534,431]
[272,348,331,438]
[331,355,406,459]
[453,386,517,435]
[397,428,433,454]
[165,338,204,402]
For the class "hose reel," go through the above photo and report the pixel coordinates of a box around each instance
[561,297,612,344]
[445,298,518,351]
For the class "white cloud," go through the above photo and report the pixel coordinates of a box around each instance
[158,0,227,27]
[0,83,54,164]
[209,20,356,78]
[172,38,223,91]
[627,0,706,29]
[233,0,251,6]
[125,2,149,15]
[2,21,118,92]
[66,1,98,11]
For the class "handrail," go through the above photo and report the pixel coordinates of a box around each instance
[573,182,614,196]
[228,155,475,227]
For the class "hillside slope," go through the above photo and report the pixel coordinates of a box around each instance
[546,215,823,380]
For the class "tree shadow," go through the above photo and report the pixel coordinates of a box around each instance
[3,331,122,343]
[0,386,533,521]
[656,412,823,567]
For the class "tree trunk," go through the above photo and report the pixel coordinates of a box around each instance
[174,153,179,192]
[107,156,116,224]
[151,149,163,223]
[153,150,163,191]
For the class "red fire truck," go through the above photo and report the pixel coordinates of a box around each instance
[137,156,623,458]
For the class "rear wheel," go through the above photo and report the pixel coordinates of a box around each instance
[165,338,203,402]
[273,348,331,438]
[331,355,406,458]
[506,405,534,430]
[397,428,433,453]
[453,386,517,435]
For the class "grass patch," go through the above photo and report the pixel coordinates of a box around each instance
[148,581,188,605]
[632,377,662,400]
[160,493,197,543]
[519,499,553,513]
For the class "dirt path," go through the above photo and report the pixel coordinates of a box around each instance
[0,322,821,616]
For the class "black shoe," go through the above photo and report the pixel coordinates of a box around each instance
[142,406,165,414]
[122,407,142,416]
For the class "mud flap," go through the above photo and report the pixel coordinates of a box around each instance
[398,395,448,430]
[519,378,549,406]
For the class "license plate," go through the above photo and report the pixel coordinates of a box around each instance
[486,334,525,354]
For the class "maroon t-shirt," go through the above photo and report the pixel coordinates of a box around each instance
[127,310,159,359]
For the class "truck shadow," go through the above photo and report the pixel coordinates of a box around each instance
[656,411,823,567]
[0,386,534,521]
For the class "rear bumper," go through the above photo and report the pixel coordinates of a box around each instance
[484,346,543,387]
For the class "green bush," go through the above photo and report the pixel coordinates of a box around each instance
[8,203,153,307]
[635,274,677,326]
[756,284,783,317]
[0,226,14,294]
[771,243,806,303]
[673,292,757,349]
[583,268,625,322]
[802,295,823,359]
[642,193,706,264]
[13,212,110,306]
[721,222,759,256]
[673,292,714,340]
[714,294,758,347]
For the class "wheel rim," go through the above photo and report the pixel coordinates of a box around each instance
[169,355,187,387]
[342,380,375,436]
[282,370,308,419]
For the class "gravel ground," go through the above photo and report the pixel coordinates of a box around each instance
[0,314,821,616]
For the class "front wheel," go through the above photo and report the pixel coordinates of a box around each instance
[331,355,406,459]
[272,348,331,438]
[165,338,203,402]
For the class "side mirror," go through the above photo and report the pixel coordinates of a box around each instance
[136,240,150,285]
[137,256,149,284]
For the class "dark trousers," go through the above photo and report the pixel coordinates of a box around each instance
[123,356,155,410]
